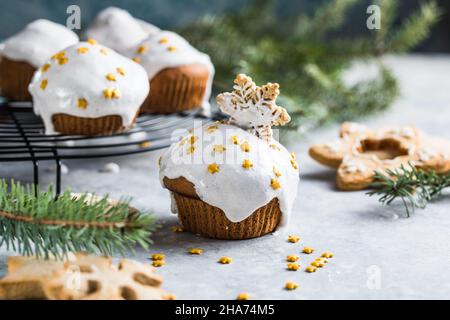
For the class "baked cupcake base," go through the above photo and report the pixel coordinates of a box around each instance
[52,113,138,136]
[140,64,209,114]
[0,56,35,101]
[164,177,282,240]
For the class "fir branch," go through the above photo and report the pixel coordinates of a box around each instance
[0,180,158,259]
[385,1,441,53]
[367,165,450,217]
[178,0,440,133]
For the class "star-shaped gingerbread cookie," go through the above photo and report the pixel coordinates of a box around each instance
[309,122,450,190]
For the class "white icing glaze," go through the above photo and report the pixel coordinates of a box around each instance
[0,19,79,68]
[384,126,416,139]
[159,122,299,227]
[85,7,160,54]
[127,30,215,112]
[28,41,149,134]
[346,123,367,134]
[325,140,342,154]
[343,156,367,173]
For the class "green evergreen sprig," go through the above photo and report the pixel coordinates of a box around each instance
[178,0,441,132]
[368,165,450,217]
[0,180,158,259]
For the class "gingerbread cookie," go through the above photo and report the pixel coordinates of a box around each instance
[309,122,450,190]
[0,253,169,300]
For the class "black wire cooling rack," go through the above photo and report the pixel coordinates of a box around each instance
[0,100,223,194]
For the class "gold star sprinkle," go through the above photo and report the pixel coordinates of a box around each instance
[139,141,151,148]
[132,57,141,63]
[291,159,299,170]
[305,265,317,273]
[100,48,108,55]
[77,47,89,54]
[236,293,250,300]
[286,255,299,262]
[171,226,184,233]
[273,167,282,177]
[159,38,169,44]
[189,135,198,145]
[288,235,300,243]
[167,46,177,52]
[206,125,219,133]
[137,45,147,54]
[189,248,203,255]
[322,251,334,259]
[213,145,226,153]
[51,51,66,60]
[285,282,299,290]
[302,247,315,254]
[41,63,51,72]
[240,141,251,152]
[218,257,232,264]
[231,135,240,145]
[40,79,48,90]
[106,73,117,82]
[311,260,326,268]
[77,98,88,110]
[116,67,125,76]
[208,163,220,174]
[287,263,300,271]
[271,178,281,190]
[103,88,121,99]
[242,159,253,170]
[151,254,165,261]
[152,260,164,267]
[87,38,97,45]
[315,257,328,264]
[187,145,195,154]
[57,57,68,65]
[163,294,176,300]
[270,144,281,151]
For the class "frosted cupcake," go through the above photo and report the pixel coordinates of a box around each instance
[127,31,214,114]
[0,19,79,101]
[28,40,149,136]
[85,7,160,55]
[159,74,299,239]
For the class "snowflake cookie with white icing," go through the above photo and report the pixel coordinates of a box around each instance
[309,122,450,190]
[28,40,149,135]
[159,74,299,240]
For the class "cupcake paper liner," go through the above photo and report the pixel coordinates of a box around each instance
[140,64,209,114]
[172,192,282,240]
[0,56,35,101]
[52,113,137,136]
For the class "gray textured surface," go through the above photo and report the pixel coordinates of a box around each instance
[1,55,450,299]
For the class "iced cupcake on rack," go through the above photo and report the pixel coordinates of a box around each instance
[28,39,149,136]
[85,7,160,55]
[159,74,299,239]
[127,30,214,114]
[0,19,79,101]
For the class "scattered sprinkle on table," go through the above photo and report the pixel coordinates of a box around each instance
[285,282,299,290]
[236,293,250,300]
[152,260,165,267]
[189,248,203,255]
[302,247,315,254]
[151,254,165,261]
[305,265,317,273]
[311,260,326,268]
[286,255,299,262]
[218,256,232,264]
[164,294,176,300]
[288,235,300,243]
[171,226,184,233]
[322,251,334,258]
[287,263,300,271]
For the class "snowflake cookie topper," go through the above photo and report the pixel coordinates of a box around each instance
[216,74,291,142]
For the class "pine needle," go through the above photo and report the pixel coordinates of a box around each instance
[367,164,450,217]
[0,179,159,259]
